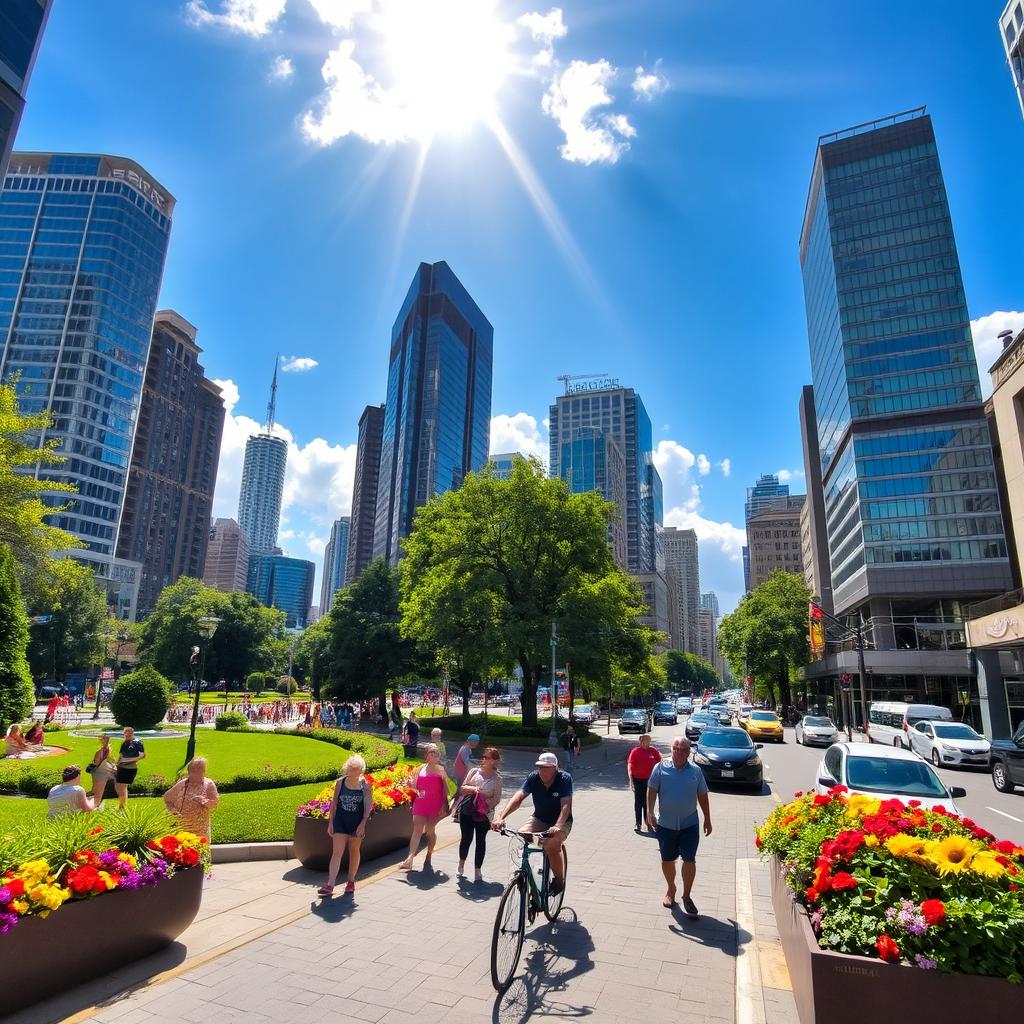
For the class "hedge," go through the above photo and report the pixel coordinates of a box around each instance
[424,713,601,747]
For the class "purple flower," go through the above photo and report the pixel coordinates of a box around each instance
[0,911,18,935]
[0,886,11,905]
[914,954,938,971]
[905,915,927,937]
[98,849,121,869]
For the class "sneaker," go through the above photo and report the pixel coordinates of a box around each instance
[682,896,699,918]
[474,870,483,883]
[549,878,564,897]
[344,881,355,894]
[317,885,334,897]
[456,863,465,878]
[634,825,641,834]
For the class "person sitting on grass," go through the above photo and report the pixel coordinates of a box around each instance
[47,765,96,818]
[319,755,374,897]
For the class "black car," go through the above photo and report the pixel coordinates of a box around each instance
[694,727,763,788]
[652,701,678,726]
[618,709,651,734]
[991,720,1024,794]
[685,713,716,742]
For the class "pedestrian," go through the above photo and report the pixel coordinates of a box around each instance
[627,734,662,833]
[24,721,44,746]
[47,765,96,818]
[316,754,374,896]
[645,736,712,916]
[453,733,479,791]
[163,757,221,844]
[388,698,403,741]
[560,723,581,774]
[87,733,117,808]
[402,710,420,757]
[430,727,447,765]
[114,726,146,810]
[454,746,503,882]
[399,744,449,872]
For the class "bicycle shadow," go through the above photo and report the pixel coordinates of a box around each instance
[492,911,596,1023]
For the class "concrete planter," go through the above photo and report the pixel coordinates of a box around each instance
[769,857,1018,1024]
[293,804,414,872]
[0,866,204,1015]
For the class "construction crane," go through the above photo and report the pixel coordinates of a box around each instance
[556,372,608,395]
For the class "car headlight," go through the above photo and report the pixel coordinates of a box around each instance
[748,756,761,767]
[693,753,711,765]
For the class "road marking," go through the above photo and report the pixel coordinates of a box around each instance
[986,805,1024,823]
[735,858,767,1024]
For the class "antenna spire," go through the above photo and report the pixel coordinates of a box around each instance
[266,354,279,431]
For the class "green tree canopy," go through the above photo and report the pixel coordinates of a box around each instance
[659,649,722,694]
[292,615,333,698]
[0,543,34,732]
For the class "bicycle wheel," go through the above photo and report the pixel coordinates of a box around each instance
[491,873,526,992]
[543,846,568,921]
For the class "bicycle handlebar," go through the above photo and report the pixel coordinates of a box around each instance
[499,827,554,840]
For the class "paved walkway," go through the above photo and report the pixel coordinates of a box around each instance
[14,750,797,1024]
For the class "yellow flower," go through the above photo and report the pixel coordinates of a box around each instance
[969,852,1007,880]
[885,834,926,859]
[926,835,979,876]
[864,835,880,848]
[11,899,28,914]
[845,794,881,820]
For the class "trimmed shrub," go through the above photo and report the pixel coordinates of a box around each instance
[215,710,249,731]
[425,713,600,747]
[276,675,297,695]
[245,671,269,696]
[0,545,34,734]
[109,665,173,730]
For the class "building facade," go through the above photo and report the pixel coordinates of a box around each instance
[698,606,715,668]
[799,384,834,614]
[747,496,806,590]
[115,311,224,619]
[203,518,250,593]
[373,262,493,566]
[320,516,350,614]
[0,1,51,182]
[346,403,385,584]
[489,451,525,480]
[661,527,700,654]
[238,432,287,555]
[0,152,174,612]
[742,473,791,592]
[249,553,315,630]
[1000,2,1024,118]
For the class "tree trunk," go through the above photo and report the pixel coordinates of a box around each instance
[778,655,792,720]
[519,655,538,728]
[458,671,472,717]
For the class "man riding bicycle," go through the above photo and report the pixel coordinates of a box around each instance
[492,751,572,895]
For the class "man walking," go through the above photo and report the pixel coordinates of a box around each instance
[646,736,711,916]
[401,711,420,757]
[627,734,662,833]
[560,723,581,774]
[453,733,480,791]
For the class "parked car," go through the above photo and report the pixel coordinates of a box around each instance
[711,706,733,726]
[618,709,650,734]
[908,721,990,769]
[990,720,1024,794]
[693,727,763,788]
[652,701,678,726]
[867,701,953,750]
[795,715,839,748]
[814,742,966,813]
[737,704,754,723]
[675,696,693,714]
[573,704,597,725]
[685,712,716,742]
[744,710,784,743]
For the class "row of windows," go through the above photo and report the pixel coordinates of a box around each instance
[827,187,947,231]
[844,325,970,363]
[833,235,956,279]
[827,173,943,215]
[843,305,968,344]
[849,365,979,399]
[857,448,991,478]
[830,202,951,246]
[854,425,988,458]
[3,176,170,230]
[833,219,952,261]
[839,273,962,311]
[864,539,1007,564]
[861,493,1000,521]
[850,384,979,418]
[848,344,972,378]
[840,289,965,331]
[862,516,1004,542]
[859,471,996,499]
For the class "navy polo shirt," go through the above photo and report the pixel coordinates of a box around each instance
[521,769,573,827]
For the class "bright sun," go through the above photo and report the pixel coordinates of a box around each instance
[372,0,516,140]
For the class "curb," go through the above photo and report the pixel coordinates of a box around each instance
[211,841,293,863]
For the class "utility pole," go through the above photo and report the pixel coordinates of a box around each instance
[549,621,559,747]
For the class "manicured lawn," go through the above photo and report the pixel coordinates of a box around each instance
[170,693,300,705]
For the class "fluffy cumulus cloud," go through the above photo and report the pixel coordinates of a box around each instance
[489,411,548,463]
[971,310,1024,399]
[776,468,805,484]
[268,55,294,80]
[280,355,319,372]
[186,0,286,36]
[518,7,567,68]
[307,0,374,29]
[632,62,668,100]
[717,458,731,478]
[696,453,711,476]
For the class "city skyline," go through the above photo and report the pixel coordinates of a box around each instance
[11,2,1024,613]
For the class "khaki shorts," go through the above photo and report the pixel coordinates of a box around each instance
[523,817,572,839]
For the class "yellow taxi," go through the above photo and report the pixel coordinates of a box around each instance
[744,710,784,743]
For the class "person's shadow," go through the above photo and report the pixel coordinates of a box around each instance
[455,876,505,902]
[395,867,450,890]
[309,894,358,924]
[668,905,747,955]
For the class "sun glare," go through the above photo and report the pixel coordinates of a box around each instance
[373,0,515,140]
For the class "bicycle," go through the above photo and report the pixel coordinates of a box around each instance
[490,828,569,992]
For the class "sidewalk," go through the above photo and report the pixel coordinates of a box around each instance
[12,754,798,1024]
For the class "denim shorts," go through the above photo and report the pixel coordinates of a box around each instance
[656,824,699,863]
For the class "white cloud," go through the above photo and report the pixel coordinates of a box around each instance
[717,458,731,478]
[653,439,696,480]
[632,62,668,100]
[268,55,294,81]
[696,454,711,476]
[280,355,319,373]
[542,59,635,165]
[186,0,286,36]
[664,507,747,562]
[777,468,805,485]
[518,7,567,67]
[306,0,373,29]
[489,412,548,463]
[971,311,1024,399]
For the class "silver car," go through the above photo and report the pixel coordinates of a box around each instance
[795,715,839,747]
[908,720,991,769]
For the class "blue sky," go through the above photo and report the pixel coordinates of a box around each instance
[16,1,1024,612]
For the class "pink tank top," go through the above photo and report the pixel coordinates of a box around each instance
[412,767,445,817]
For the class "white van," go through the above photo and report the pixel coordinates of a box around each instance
[868,702,953,750]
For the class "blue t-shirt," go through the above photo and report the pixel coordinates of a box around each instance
[521,769,573,826]
[647,759,708,831]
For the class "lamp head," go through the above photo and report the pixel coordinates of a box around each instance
[198,615,221,640]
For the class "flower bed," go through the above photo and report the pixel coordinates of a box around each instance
[757,787,1024,1022]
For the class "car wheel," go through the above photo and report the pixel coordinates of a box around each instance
[993,761,1014,793]
[931,749,940,768]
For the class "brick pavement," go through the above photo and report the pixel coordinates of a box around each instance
[16,746,799,1024]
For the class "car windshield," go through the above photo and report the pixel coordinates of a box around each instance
[845,755,948,798]
[700,729,752,749]
[751,712,778,722]
[654,703,673,711]
[906,710,950,727]
[804,717,834,728]
[932,724,981,740]
[623,711,644,720]
[691,714,713,723]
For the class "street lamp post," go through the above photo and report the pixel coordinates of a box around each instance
[95,630,130,720]
[185,616,220,767]
[548,621,559,748]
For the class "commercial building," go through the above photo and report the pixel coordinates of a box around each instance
[204,518,250,593]
[799,385,834,614]
[320,516,350,614]
[742,473,791,592]
[249,553,315,630]
[662,527,700,653]
[0,152,174,615]
[373,262,493,565]
[698,606,716,668]
[700,591,724,676]
[1000,2,1024,118]
[115,311,225,619]
[747,496,806,590]
[0,1,52,182]
[489,451,526,480]
[346,403,385,584]
[799,108,1013,735]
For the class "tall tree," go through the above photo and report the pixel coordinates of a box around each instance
[660,649,722,694]
[205,591,287,686]
[136,577,212,682]
[292,615,333,698]
[0,544,33,732]
[26,561,106,680]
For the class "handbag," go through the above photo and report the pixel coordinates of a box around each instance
[85,763,95,774]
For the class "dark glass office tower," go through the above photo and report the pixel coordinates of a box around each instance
[800,109,1011,620]
[346,403,385,583]
[0,1,52,182]
[373,262,493,565]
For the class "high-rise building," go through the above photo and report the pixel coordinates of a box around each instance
[1000,2,1024,118]
[747,496,806,589]
[489,451,526,480]
[115,311,225,619]
[0,152,174,613]
[662,527,700,654]
[204,518,250,593]
[373,262,493,565]
[742,473,791,592]
[0,1,52,182]
[346,403,385,584]
[698,606,715,665]
[238,361,287,558]
[700,592,724,676]
[799,108,1013,734]
[799,385,834,614]
[249,553,315,630]
[320,516,350,614]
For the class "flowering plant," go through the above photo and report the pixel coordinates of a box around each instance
[297,765,417,819]
[756,787,1024,980]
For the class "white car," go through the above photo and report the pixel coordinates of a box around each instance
[573,704,597,725]
[737,705,754,722]
[814,742,966,813]
[908,721,991,769]
[795,715,839,747]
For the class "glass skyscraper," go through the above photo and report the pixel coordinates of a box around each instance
[373,261,493,565]
[238,432,288,555]
[800,108,1011,619]
[0,1,51,182]
[0,152,174,595]
[320,516,350,614]
[250,553,315,630]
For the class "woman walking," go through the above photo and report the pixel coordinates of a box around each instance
[163,757,221,843]
[455,746,503,882]
[399,744,449,872]
[114,726,146,809]
[88,734,117,808]
[317,755,373,896]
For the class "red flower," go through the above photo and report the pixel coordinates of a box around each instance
[814,863,832,894]
[931,823,944,834]
[805,886,820,903]
[878,798,906,815]
[908,800,922,808]
[755,835,762,849]
[1010,884,1019,892]
[822,830,865,862]
[920,899,945,926]
[875,934,900,962]
[827,785,848,795]
[931,805,948,816]
[991,840,1017,856]
[813,794,831,806]
[830,872,857,892]
[861,815,898,840]
[180,848,200,867]
[66,865,105,896]
[5,878,25,899]
[794,791,804,798]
